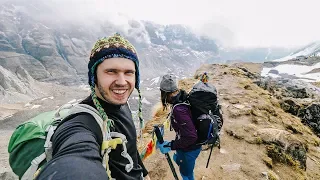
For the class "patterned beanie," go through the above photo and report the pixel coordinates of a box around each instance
[88,33,140,89]
[88,33,143,132]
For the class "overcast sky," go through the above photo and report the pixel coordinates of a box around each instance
[95,0,320,48]
[2,0,320,48]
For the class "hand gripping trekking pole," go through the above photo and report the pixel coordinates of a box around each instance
[154,125,179,180]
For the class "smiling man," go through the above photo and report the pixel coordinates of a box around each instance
[36,33,150,180]
[95,57,136,105]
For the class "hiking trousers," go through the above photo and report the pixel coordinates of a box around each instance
[175,147,201,180]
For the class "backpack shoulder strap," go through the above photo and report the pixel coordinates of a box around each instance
[170,102,191,120]
[70,104,134,176]
[69,104,104,131]
[172,102,190,110]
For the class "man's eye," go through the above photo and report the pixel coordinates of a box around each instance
[126,71,135,75]
[106,70,116,73]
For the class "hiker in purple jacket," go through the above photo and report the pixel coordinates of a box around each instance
[157,74,201,180]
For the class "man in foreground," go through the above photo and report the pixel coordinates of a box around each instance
[36,33,150,180]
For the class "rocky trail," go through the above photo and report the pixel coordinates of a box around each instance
[141,63,320,180]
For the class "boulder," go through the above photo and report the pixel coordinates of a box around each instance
[279,98,306,116]
[255,78,320,99]
[256,128,307,170]
[298,103,320,136]
[268,69,279,74]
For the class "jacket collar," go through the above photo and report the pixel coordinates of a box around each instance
[171,89,188,105]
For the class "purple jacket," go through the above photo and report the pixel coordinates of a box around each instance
[170,103,198,151]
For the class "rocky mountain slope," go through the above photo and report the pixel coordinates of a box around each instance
[141,63,320,180]
[0,0,219,105]
[0,0,297,107]
[0,0,218,82]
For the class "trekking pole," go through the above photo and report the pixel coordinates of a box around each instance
[206,144,214,168]
[206,138,221,168]
[154,125,179,180]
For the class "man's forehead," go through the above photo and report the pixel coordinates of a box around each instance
[99,58,135,70]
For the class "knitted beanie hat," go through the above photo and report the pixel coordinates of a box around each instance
[88,33,140,89]
[88,33,143,131]
[160,74,178,92]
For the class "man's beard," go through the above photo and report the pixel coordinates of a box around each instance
[97,82,132,105]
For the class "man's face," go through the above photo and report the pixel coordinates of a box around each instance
[95,58,136,105]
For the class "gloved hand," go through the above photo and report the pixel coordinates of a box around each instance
[156,141,171,154]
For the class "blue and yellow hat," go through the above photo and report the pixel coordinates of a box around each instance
[88,33,143,130]
[88,33,140,89]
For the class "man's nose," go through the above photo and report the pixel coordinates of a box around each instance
[116,73,127,85]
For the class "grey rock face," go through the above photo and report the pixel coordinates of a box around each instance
[298,103,320,136]
[255,78,320,99]
[0,172,18,180]
[258,128,307,170]
[0,66,31,93]
[0,1,219,87]
[280,98,303,116]
[0,65,40,103]
[256,76,320,137]
[0,52,50,80]
[268,69,279,74]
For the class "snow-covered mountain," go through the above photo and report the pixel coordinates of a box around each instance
[216,47,293,63]
[0,0,222,107]
[0,0,218,84]
[262,60,320,82]
[272,41,320,62]
[0,0,303,105]
[262,42,320,82]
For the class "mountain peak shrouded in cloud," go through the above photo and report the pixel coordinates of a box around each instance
[0,0,223,90]
[2,0,320,48]
[0,0,153,45]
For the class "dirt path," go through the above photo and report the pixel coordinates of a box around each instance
[142,63,320,180]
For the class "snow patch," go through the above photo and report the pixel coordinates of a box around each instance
[24,102,31,107]
[142,97,151,105]
[79,85,90,91]
[31,105,41,109]
[261,62,320,81]
[150,77,160,86]
[155,31,166,41]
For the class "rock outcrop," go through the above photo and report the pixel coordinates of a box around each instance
[298,103,320,136]
[0,65,44,103]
